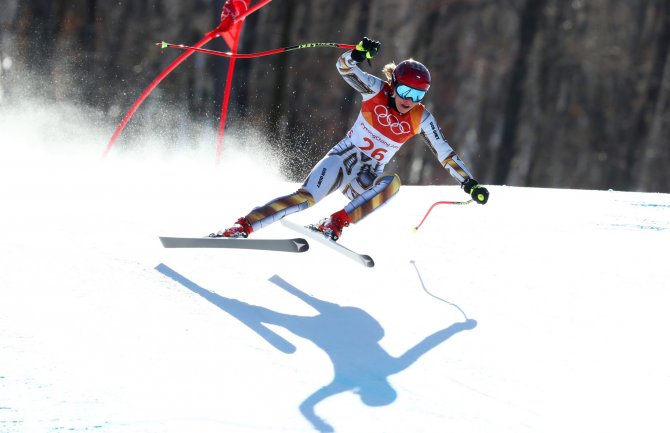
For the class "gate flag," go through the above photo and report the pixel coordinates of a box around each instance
[103,0,273,162]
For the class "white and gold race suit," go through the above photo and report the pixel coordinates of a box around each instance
[243,50,476,231]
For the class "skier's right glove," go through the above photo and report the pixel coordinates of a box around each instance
[350,37,381,63]
[462,178,489,205]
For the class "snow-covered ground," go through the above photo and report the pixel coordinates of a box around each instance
[1,102,669,433]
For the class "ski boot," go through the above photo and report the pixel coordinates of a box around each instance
[211,217,253,238]
[310,209,352,241]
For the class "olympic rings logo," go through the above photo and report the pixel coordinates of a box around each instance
[374,105,410,135]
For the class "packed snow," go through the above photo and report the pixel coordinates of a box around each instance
[1,101,669,433]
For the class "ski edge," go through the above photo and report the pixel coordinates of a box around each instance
[159,236,309,253]
[280,219,375,267]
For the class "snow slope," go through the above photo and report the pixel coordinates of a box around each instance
[1,106,669,433]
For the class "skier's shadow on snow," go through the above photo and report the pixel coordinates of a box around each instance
[155,263,476,433]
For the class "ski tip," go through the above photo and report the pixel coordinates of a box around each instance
[160,41,168,49]
[362,255,375,268]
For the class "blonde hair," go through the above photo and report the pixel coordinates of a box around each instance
[382,62,396,82]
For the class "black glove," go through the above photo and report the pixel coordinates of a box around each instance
[350,36,381,63]
[462,178,489,204]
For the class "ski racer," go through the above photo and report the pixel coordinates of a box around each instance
[216,37,489,241]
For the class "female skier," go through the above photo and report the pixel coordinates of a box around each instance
[216,37,489,241]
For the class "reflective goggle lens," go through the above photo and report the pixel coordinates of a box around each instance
[396,84,426,102]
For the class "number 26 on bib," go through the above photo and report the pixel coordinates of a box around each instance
[358,138,388,161]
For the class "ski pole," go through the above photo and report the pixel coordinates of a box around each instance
[413,199,473,232]
[157,41,357,59]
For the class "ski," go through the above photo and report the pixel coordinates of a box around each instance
[280,219,375,267]
[159,236,309,253]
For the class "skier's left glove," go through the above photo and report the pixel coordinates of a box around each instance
[462,178,489,205]
[350,37,381,63]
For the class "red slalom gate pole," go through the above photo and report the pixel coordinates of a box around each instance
[216,40,240,164]
[103,0,273,160]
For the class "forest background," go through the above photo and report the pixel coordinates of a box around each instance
[1,0,669,192]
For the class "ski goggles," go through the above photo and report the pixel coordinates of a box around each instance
[395,84,427,102]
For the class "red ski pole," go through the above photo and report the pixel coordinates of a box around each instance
[157,41,357,59]
[413,199,473,231]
